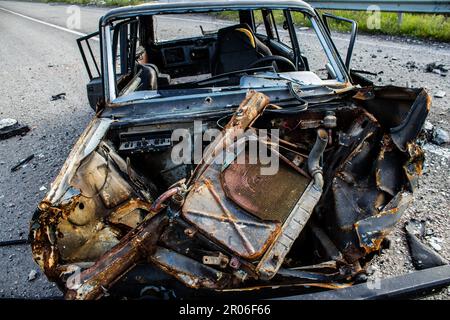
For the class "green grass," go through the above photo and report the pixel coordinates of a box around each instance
[317,10,450,42]
[44,0,450,42]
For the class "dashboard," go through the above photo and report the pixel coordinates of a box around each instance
[148,37,217,78]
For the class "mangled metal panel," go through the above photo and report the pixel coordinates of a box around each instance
[30,86,431,299]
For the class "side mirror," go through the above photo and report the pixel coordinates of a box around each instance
[322,13,357,70]
[86,78,103,110]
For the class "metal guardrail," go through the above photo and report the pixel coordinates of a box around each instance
[309,1,450,13]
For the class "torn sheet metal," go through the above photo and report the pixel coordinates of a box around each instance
[355,191,412,253]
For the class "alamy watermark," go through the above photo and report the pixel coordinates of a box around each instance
[66,5,81,30]
[366,5,382,30]
[171,121,280,175]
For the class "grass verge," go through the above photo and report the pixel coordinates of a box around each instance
[318,10,450,42]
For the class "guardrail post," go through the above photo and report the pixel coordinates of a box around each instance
[397,12,403,27]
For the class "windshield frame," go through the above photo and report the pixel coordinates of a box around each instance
[100,2,350,105]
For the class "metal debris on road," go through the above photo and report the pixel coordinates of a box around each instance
[432,128,450,145]
[28,270,38,281]
[0,118,17,129]
[50,93,66,101]
[405,61,418,70]
[425,62,448,76]
[0,239,29,247]
[421,122,450,146]
[405,219,447,270]
[434,90,446,98]
[10,154,34,172]
[0,118,30,140]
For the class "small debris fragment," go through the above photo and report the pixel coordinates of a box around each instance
[0,118,30,140]
[425,62,448,76]
[428,238,442,252]
[434,90,446,98]
[432,128,450,145]
[405,61,417,70]
[422,122,450,146]
[0,118,17,129]
[51,93,66,101]
[405,219,426,238]
[28,270,38,281]
[10,154,34,172]
[39,186,47,191]
[421,121,434,141]
[432,69,442,76]
[423,120,434,134]
[405,220,447,270]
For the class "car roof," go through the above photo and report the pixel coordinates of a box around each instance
[101,0,316,25]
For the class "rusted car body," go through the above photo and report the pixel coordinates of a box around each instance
[30,0,430,299]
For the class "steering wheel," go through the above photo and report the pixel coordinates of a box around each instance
[249,55,297,72]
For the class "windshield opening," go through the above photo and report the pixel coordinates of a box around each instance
[106,8,345,101]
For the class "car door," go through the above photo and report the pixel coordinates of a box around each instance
[321,13,373,85]
[78,18,140,110]
[77,31,103,110]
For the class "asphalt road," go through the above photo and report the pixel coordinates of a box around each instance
[0,0,449,299]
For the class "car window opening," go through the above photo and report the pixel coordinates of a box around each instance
[108,9,343,99]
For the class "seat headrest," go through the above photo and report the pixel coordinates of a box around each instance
[234,28,256,48]
[218,23,256,50]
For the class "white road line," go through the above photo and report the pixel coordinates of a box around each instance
[0,6,99,41]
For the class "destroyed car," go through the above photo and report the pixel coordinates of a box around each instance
[30,0,430,300]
